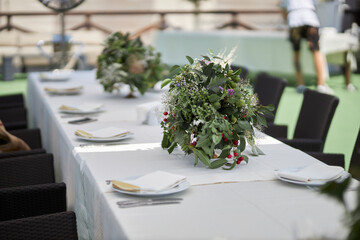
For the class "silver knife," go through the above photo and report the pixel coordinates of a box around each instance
[79,142,129,147]
[117,198,183,205]
[117,201,181,208]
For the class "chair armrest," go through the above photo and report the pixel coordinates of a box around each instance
[0,183,66,221]
[278,138,323,152]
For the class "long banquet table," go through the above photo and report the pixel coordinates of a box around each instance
[27,70,355,240]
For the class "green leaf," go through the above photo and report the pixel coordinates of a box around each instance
[212,134,222,145]
[161,78,172,88]
[238,121,251,131]
[161,133,170,149]
[239,136,246,152]
[169,65,180,73]
[208,49,214,55]
[210,159,228,169]
[256,115,267,127]
[222,161,236,170]
[196,137,211,148]
[167,142,177,154]
[186,56,194,65]
[219,145,231,158]
[193,152,199,166]
[242,155,249,163]
[202,55,211,61]
[193,148,210,167]
[208,94,221,103]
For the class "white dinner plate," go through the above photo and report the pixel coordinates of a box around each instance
[274,167,350,186]
[112,179,190,197]
[76,133,133,142]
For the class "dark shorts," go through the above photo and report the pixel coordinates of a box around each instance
[289,25,320,52]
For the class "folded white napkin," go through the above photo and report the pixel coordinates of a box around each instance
[276,162,345,182]
[59,103,103,112]
[40,69,73,81]
[136,101,162,125]
[117,171,186,192]
[44,86,83,94]
[75,127,130,139]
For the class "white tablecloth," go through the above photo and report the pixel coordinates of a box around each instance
[26,71,354,240]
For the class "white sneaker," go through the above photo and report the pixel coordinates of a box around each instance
[317,85,334,95]
[347,83,356,92]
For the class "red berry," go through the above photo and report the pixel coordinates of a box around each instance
[163,112,168,116]
[231,131,233,135]
[238,156,244,162]
[236,160,241,165]
[234,152,239,157]
[226,154,232,159]
[190,141,197,147]
[163,118,168,122]
[221,133,224,137]
[242,113,247,118]
[233,140,239,145]
[223,138,228,142]
[224,116,227,120]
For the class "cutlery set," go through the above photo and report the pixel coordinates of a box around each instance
[117,198,183,208]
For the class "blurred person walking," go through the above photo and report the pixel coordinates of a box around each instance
[280,0,334,94]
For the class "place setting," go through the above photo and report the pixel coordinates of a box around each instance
[106,171,190,208]
[74,126,133,147]
[274,161,350,188]
[44,85,83,95]
[59,102,105,115]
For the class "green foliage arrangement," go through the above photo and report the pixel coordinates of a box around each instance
[97,32,165,96]
[160,52,273,170]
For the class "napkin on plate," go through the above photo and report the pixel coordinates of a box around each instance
[44,86,83,94]
[59,103,103,112]
[276,162,345,182]
[112,171,186,192]
[75,127,130,139]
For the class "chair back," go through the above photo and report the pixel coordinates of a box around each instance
[0,183,66,221]
[0,94,24,109]
[0,107,27,130]
[9,128,43,149]
[0,153,54,189]
[294,89,339,150]
[349,128,360,178]
[0,211,78,240]
[254,72,287,123]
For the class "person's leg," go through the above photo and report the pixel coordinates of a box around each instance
[294,51,303,85]
[307,26,333,94]
[290,27,305,93]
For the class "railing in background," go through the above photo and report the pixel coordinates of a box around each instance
[0,10,284,37]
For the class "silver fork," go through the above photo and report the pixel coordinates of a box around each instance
[117,198,183,208]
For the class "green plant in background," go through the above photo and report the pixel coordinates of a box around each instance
[321,177,360,240]
[97,32,165,96]
[186,0,208,9]
[160,51,273,170]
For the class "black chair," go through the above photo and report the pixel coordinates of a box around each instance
[0,94,24,109]
[9,128,43,149]
[231,64,249,80]
[277,89,339,152]
[0,211,78,240]
[0,107,27,130]
[306,152,345,168]
[0,149,46,159]
[254,72,287,123]
[0,183,67,221]
[349,128,360,179]
[0,153,54,189]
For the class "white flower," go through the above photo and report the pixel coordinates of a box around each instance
[192,119,205,126]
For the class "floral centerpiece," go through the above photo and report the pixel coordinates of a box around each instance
[160,52,273,170]
[97,32,165,97]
